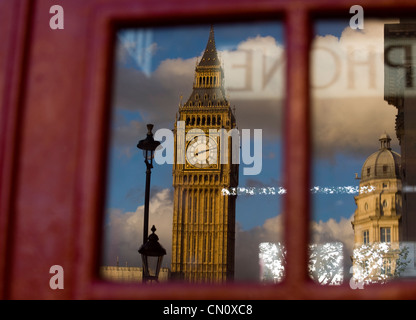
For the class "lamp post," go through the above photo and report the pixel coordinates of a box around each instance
[137,124,164,283]
[137,124,161,245]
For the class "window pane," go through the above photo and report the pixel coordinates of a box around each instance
[100,22,285,284]
[311,18,416,286]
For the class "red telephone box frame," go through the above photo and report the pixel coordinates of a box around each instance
[2,0,416,299]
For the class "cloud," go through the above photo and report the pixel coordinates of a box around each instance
[102,188,173,268]
[223,35,285,100]
[112,33,284,149]
[311,19,400,158]
[102,187,355,282]
[310,214,355,276]
[234,214,283,281]
[112,22,402,161]
[112,56,195,129]
[312,97,398,158]
[235,213,355,282]
[311,215,354,254]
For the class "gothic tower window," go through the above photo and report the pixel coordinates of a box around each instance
[204,194,208,223]
[203,234,207,262]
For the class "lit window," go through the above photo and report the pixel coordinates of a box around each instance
[381,259,392,276]
[363,230,369,244]
[380,227,391,243]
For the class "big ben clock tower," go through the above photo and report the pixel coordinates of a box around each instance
[171,26,238,283]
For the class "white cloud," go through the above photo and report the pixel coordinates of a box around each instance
[311,20,400,158]
[102,188,173,268]
[222,35,285,100]
[311,214,354,255]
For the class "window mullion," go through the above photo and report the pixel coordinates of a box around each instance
[283,9,311,287]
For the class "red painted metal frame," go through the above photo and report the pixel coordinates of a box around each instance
[2,0,416,299]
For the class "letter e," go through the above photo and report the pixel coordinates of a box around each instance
[49,5,64,30]
[49,265,64,290]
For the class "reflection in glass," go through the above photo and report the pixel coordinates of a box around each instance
[310,18,416,285]
[100,22,284,284]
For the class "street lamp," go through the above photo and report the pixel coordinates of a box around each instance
[138,225,166,283]
[137,124,163,283]
[137,124,161,245]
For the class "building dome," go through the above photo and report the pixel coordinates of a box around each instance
[360,133,401,182]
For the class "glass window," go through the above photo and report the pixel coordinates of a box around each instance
[380,227,391,243]
[382,258,392,276]
[311,17,414,286]
[100,22,284,284]
[363,230,369,244]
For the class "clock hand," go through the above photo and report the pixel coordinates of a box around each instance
[195,147,215,156]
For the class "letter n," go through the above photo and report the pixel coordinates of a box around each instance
[49,265,64,289]
[49,5,64,30]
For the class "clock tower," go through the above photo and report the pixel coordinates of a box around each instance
[171,26,238,283]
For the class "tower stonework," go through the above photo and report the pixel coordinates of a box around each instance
[171,26,238,283]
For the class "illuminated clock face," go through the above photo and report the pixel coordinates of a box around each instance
[186,135,218,168]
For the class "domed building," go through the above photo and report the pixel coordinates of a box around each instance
[351,133,405,282]
[352,133,402,246]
